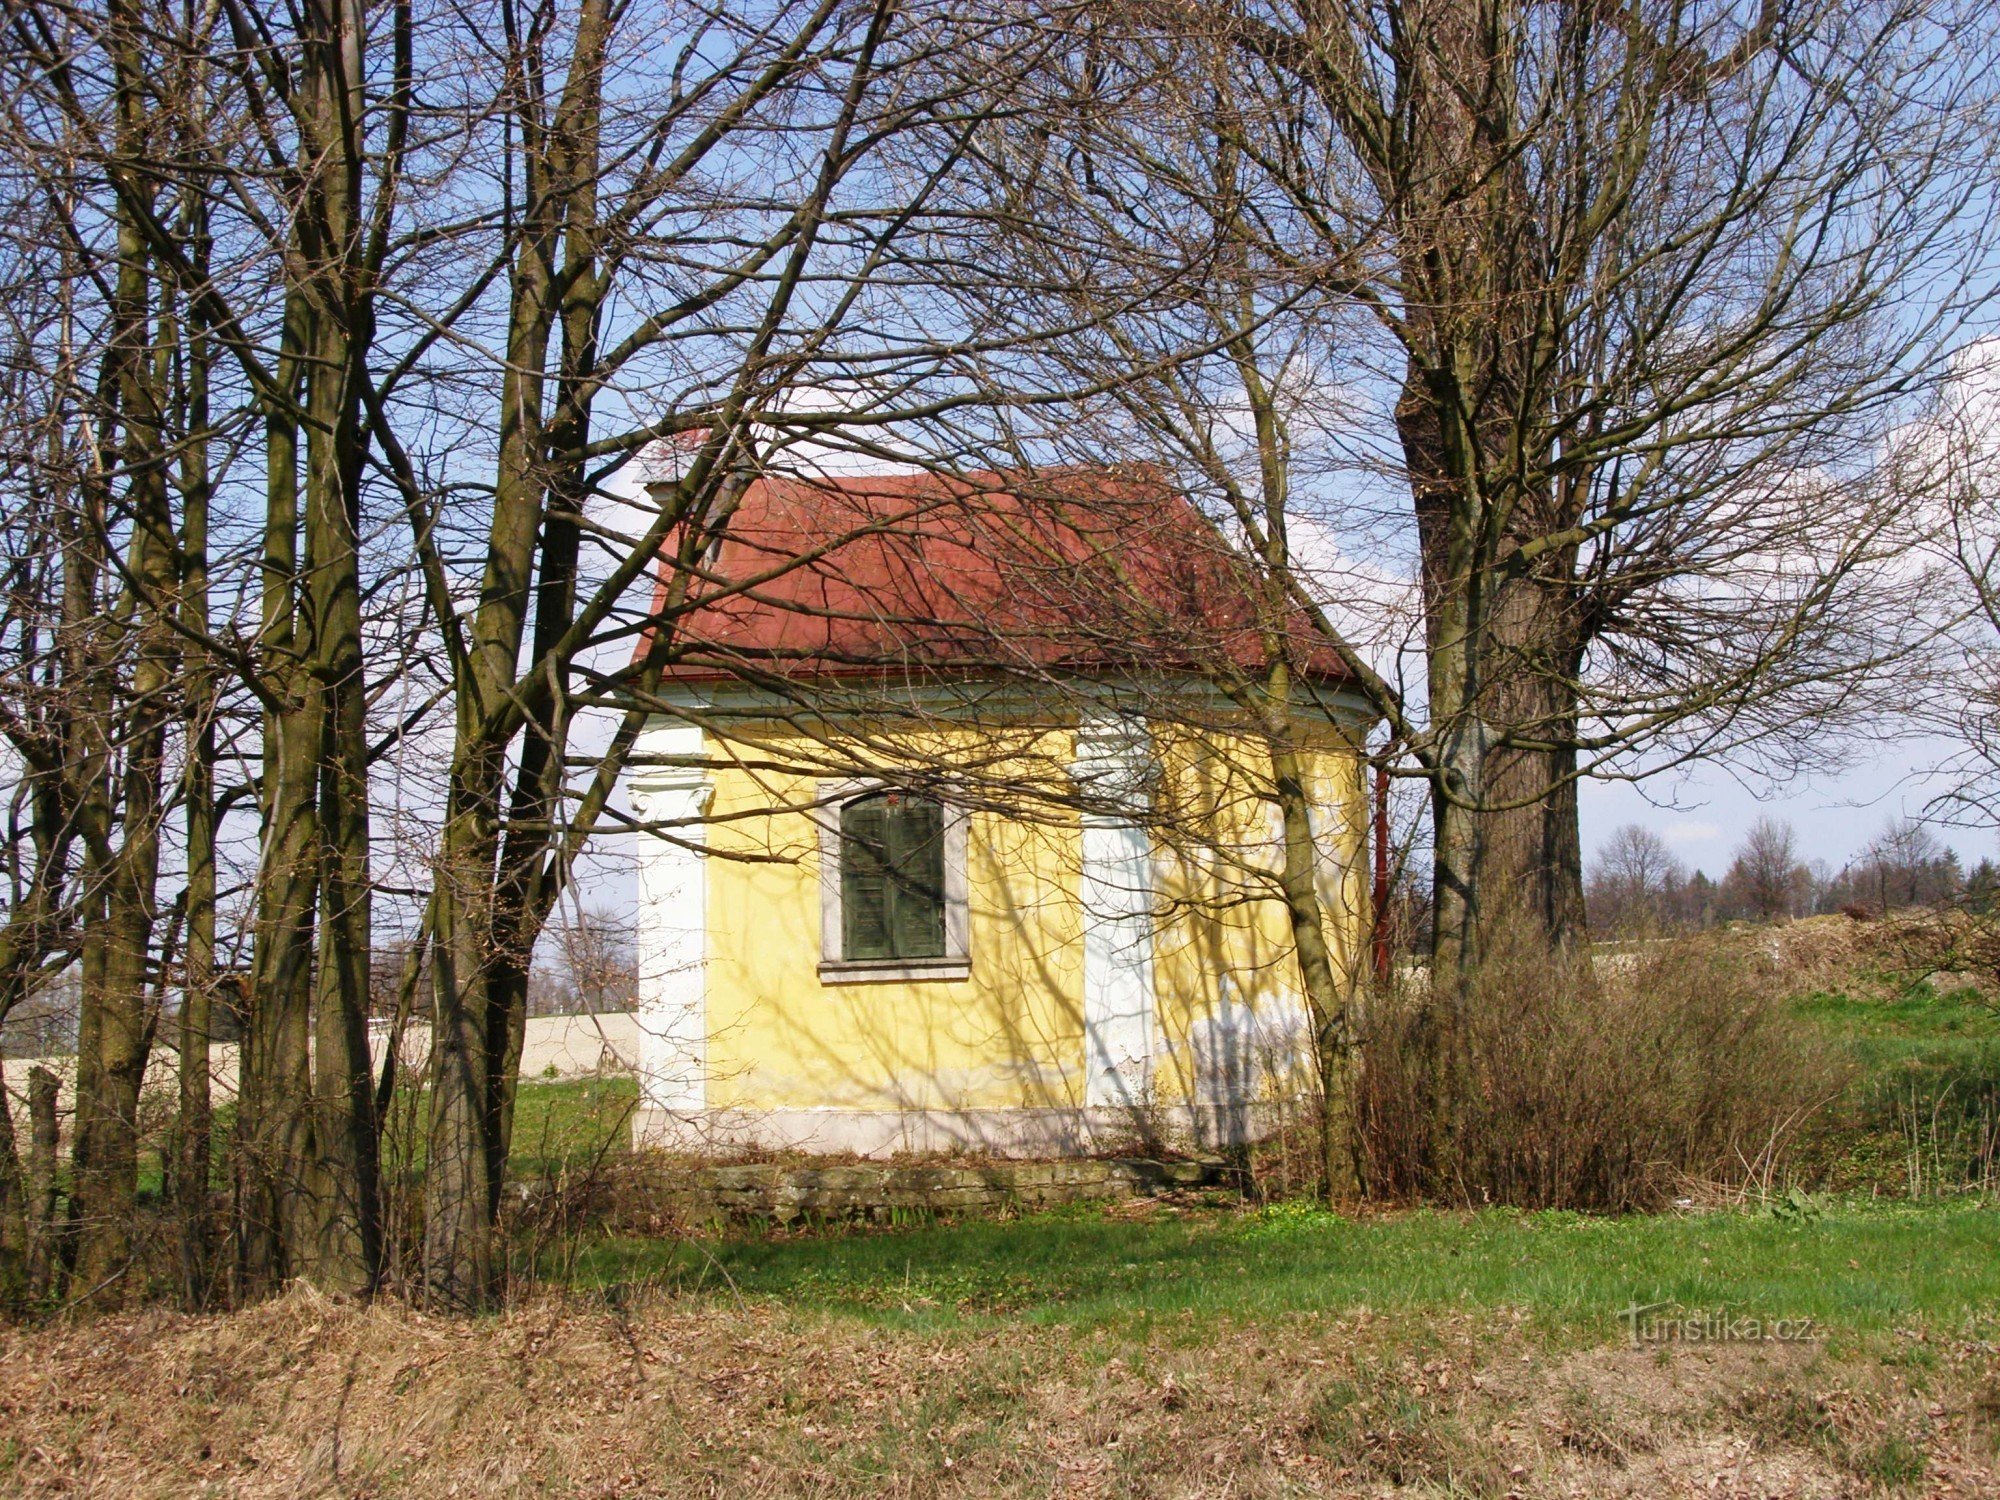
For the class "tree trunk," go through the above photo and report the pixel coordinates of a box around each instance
[421,241,555,1302]
[69,443,173,1305]
[1423,610,1586,980]
[0,1091,26,1302]
[236,288,315,1290]
[236,274,310,1304]
[175,324,217,1307]
[237,0,383,1297]
[299,221,380,1293]
[172,34,219,1312]
[1264,731,1361,1200]
[1399,371,1586,986]
[423,0,606,1308]
[486,42,606,1213]
[69,552,172,1303]
[70,24,174,1296]
[25,1067,60,1300]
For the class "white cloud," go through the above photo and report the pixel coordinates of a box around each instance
[1663,820,1721,846]
[1282,512,1424,683]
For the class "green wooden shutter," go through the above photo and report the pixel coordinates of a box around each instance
[840,793,948,962]
[841,799,893,960]
[887,796,946,959]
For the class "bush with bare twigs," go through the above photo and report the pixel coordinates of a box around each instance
[1354,939,1849,1211]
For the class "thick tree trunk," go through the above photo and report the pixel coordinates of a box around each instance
[297,0,385,1278]
[422,291,553,1302]
[1399,371,1586,986]
[486,81,605,1213]
[0,887,72,1301]
[238,676,320,1288]
[0,1093,26,1301]
[300,279,379,1293]
[25,1067,60,1299]
[1423,598,1587,981]
[68,479,172,1304]
[238,0,382,1297]
[422,247,556,1302]
[425,813,502,1307]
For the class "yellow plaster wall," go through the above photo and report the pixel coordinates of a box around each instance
[1149,725,1369,1106]
[696,716,1367,1117]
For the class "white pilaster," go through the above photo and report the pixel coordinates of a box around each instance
[1071,712,1158,1109]
[629,722,714,1118]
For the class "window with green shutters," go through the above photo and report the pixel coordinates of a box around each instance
[838,791,947,961]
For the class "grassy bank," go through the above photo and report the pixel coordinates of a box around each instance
[570,1197,2000,1340]
[17,924,1995,1495]
[6,1198,1997,1497]
[1791,945,2000,1196]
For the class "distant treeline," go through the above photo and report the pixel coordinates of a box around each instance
[1586,817,1991,938]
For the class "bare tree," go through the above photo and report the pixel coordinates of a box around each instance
[1820,817,1962,913]
[2,0,1993,1310]
[1723,817,1808,922]
[946,0,1998,988]
[408,0,1090,1311]
[1913,343,2000,842]
[1,0,1099,1309]
[1587,824,1687,938]
[527,909,634,1018]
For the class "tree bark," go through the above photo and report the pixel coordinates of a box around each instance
[168,6,219,1312]
[0,1090,26,1301]
[70,7,174,1297]
[292,0,380,1294]
[236,284,315,1293]
[1399,373,1587,984]
[1265,731,1361,1200]
[237,0,384,1295]
[175,289,217,1307]
[424,0,606,1308]
[25,1067,59,1300]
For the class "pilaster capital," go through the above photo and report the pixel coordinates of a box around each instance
[629,768,714,826]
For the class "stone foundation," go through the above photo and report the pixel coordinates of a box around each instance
[631,1102,1290,1159]
[658,1156,1232,1225]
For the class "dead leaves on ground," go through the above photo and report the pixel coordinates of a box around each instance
[0,1291,1994,1497]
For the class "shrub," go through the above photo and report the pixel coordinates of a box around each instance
[1354,938,1848,1211]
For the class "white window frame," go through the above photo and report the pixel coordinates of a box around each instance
[816,778,971,984]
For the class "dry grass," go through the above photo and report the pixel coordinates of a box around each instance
[1,1287,1995,1497]
[1710,911,2000,1004]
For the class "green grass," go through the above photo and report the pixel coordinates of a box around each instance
[502,1076,636,1176]
[1797,978,2000,1056]
[130,1077,637,1201]
[1800,976,2000,1048]
[567,1197,2000,1341]
[1789,976,2000,1195]
[372,1075,637,1179]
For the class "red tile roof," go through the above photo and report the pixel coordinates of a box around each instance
[642,466,1354,689]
